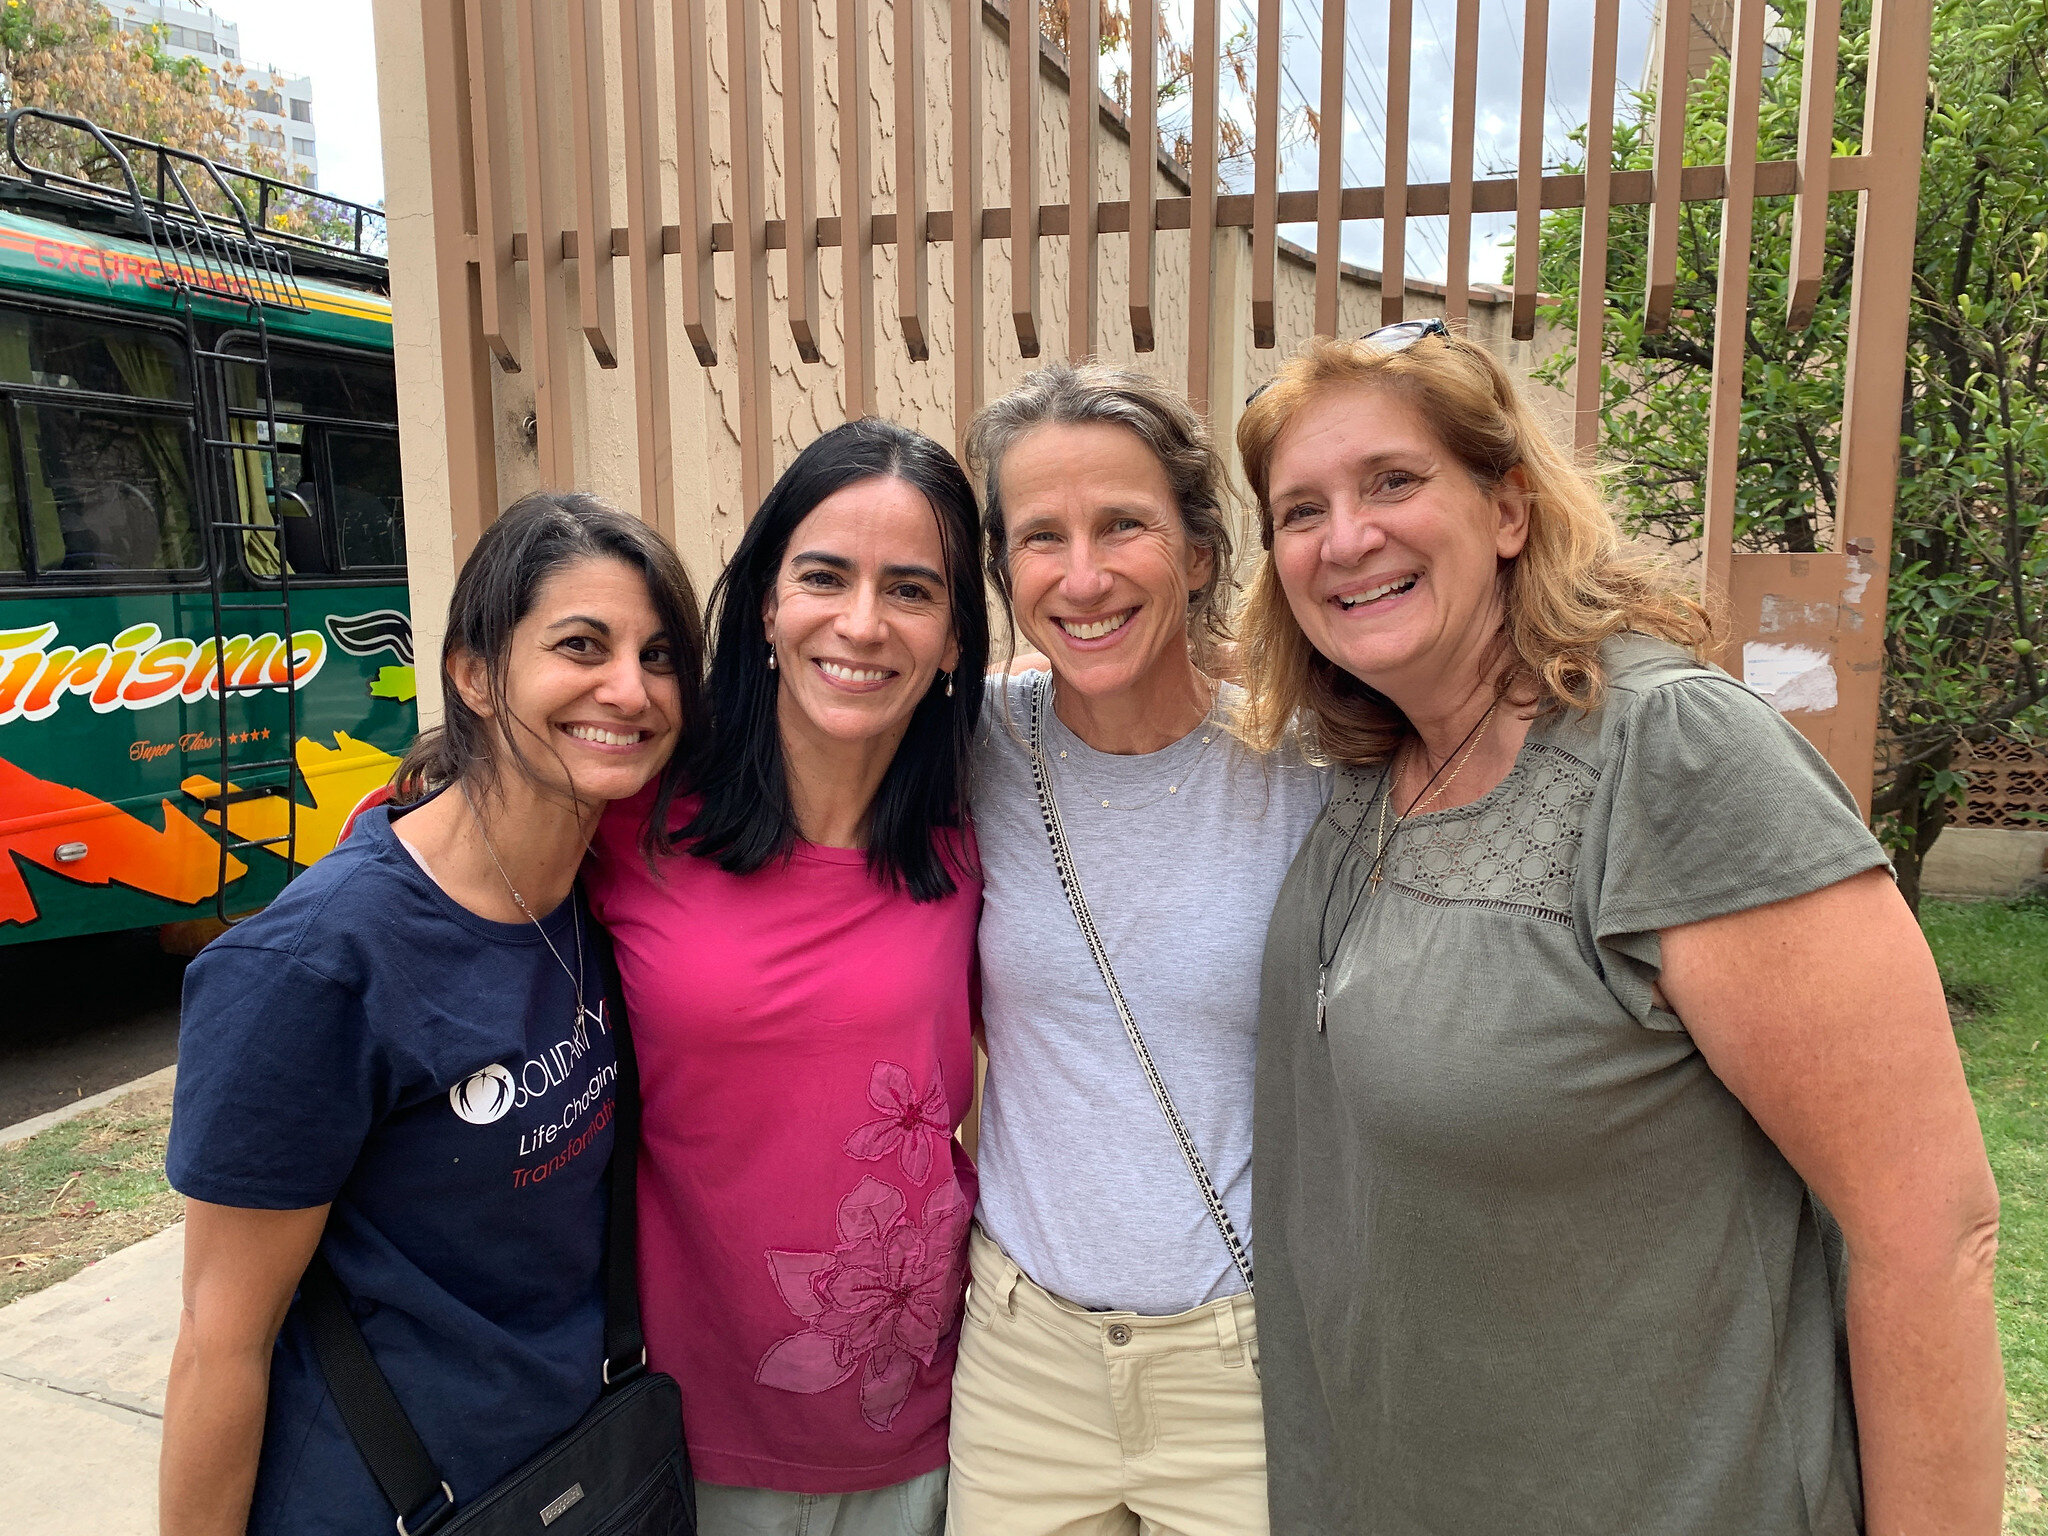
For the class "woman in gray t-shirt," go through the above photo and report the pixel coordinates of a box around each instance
[945,364,1325,1536]
[1229,328,2004,1534]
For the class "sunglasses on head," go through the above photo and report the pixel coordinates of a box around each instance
[1245,316,1452,406]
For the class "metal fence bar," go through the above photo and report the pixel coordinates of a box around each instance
[1067,0,1098,361]
[1573,0,1619,456]
[674,0,719,363]
[463,0,517,369]
[1186,0,1218,407]
[567,0,618,366]
[1643,0,1688,333]
[951,0,983,447]
[727,0,776,509]
[1702,0,1767,603]
[1510,0,1547,341]
[1381,0,1410,324]
[1313,0,1345,337]
[1788,0,1841,328]
[513,0,575,480]
[785,0,823,361]
[1444,0,1479,328]
[840,0,876,413]
[618,0,673,534]
[897,0,931,359]
[1129,0,1157,351]
[1009,0,1040,356]
[1250,0,1281,350]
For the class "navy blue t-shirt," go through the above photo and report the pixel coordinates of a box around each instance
[167,802,618,1535]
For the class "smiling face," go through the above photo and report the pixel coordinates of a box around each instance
[1265,381,1529,707]
[1000,421,1214,703]
[763,474,960,754]
[454,554,683,807]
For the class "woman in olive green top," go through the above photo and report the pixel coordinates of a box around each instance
[1232,326,2004,1534]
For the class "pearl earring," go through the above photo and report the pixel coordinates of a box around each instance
[944,671,954,698]
[767,650,777,672]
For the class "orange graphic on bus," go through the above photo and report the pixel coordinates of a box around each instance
[0,755,247,926]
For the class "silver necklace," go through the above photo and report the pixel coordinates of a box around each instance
[461,783,595,1049]
[1048,677,1221,812]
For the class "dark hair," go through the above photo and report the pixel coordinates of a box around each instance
[679,419,987,902]
[394,491,708,857]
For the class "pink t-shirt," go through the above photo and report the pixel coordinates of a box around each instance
[585,790,980,1494]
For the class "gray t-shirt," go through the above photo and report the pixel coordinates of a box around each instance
[1255,635,1889,1535]
[972,672,1327,1314]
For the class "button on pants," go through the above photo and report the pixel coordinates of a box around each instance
[945,1225,1269,1536]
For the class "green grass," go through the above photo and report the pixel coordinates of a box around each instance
[1920,899,2048,1532]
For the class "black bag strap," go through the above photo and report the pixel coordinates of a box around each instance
[299,885,644,1533]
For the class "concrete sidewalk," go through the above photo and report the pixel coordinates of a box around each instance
[0,1220,182,1534]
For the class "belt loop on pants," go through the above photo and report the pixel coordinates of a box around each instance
[1214,1298,1245,1367]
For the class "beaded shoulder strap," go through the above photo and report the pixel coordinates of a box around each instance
[1026,674,1254,1295]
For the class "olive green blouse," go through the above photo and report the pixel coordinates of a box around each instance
[1253,635,1890,1535]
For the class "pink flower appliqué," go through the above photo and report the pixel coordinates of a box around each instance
[842,1061,951,1184]
[756,1174,972,1431]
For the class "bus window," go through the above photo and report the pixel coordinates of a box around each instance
[0,413,20,580]
[328,430,403,568]
[19,403,199,574]
[226,416,330,577]
[230,353,397,425]
[0,309,188,401]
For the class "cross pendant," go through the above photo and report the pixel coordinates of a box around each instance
[1315,970,1328,1034]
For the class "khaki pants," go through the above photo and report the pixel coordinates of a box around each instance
[945,1226,1269,1536]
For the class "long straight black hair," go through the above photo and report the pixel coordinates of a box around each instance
[672,419,987,902]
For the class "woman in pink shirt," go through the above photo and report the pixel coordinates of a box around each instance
[586,419,987,1536]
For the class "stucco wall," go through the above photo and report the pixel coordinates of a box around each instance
[372,0,1568,718]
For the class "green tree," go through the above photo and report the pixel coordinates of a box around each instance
[1533,0,2048,906]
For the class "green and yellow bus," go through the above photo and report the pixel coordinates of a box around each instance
[0,114,415,947]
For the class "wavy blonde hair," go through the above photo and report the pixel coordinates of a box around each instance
[1234,332,1711,765]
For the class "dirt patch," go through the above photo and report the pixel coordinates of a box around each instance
[0,1081,179,1307]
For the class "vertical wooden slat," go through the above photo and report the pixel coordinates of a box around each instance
[567,0,617,367]
[1443,0,1478,328]
[1067,0,1098,361]
[784,0,823,361]
[840,0,875,414]
[1380,0,1411,324]
[1129,0,1157,350]
[896,0,931,359]
[673,0,719,364]
[1787,0,1841,328]
[1573,0,1619,456]
[1643,0,1689,333]
[427,0,497,555]
[952,0,983,448]
[1313,0,1345,337]
[1701,0,1766,606]
[1249,0,1280,350]
[1510,0,1547,341]
[513,0,575,481]
[1831,0,1933,811]
[728,0,776,509]
[1009,0,1039,356]
[1186,0,1219,404]
[463,0,518,370]
[619,0,673,535]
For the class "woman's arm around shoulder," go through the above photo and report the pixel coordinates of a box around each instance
[1660,868,2004,1536]
[159,1200,329,1536]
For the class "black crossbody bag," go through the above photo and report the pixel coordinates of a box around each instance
[298,914,695,1536]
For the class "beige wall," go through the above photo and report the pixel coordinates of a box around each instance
[372,0,1567,723]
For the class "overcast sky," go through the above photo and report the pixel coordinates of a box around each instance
[210,0,385,209]
[215,0,1654,281]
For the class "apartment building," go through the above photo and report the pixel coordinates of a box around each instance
[97,0,319,186]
